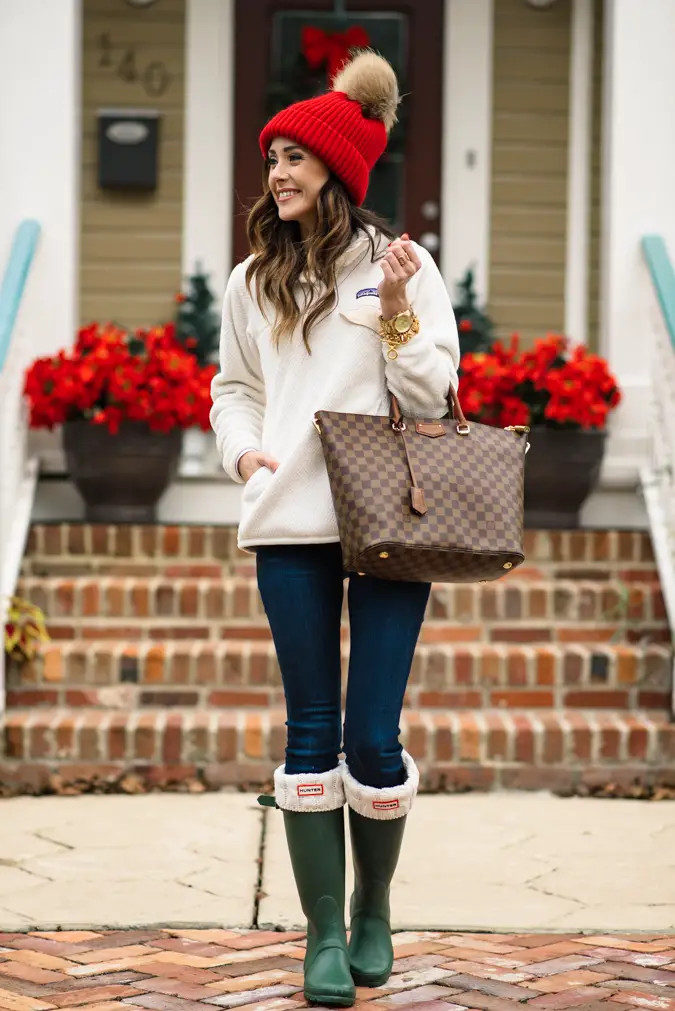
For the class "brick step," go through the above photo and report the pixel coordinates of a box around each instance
[16,576,670,642]
[2,707,674,794]
[8,641,673,712]
[22,524,658,582]
[36,620,673,646]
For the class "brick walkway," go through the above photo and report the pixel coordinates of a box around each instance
[1,930,674,1011]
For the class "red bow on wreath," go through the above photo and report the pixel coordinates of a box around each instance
[301,25,371,83]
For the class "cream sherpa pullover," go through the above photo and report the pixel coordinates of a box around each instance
[210,228,460,550]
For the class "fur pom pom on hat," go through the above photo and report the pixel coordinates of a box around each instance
[259,50,399,206]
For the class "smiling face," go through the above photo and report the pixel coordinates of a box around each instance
[267,137,330,236]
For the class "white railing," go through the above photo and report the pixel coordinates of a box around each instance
[0,220,42,715]
[641,236,675,718]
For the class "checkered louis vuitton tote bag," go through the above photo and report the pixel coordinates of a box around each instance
[313,386,529,583]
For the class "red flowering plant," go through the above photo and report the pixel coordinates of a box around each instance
[23,322,217,435]
[458,334,622,430]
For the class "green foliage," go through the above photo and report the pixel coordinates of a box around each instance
[452,268,496,356]
[175,265,220,366]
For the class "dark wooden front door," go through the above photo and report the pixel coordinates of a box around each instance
[232,0,444,265]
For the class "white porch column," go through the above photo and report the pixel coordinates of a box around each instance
[564,0,594,345]
[0,0,81,356]
[182,0,234,300]
[441,0,494,303]
[599,0,675,485]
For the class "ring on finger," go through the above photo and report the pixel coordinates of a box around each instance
[397,254,408,266]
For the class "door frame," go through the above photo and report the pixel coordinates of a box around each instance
[181,0,495,300]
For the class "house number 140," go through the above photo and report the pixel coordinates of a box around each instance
[98,33,171,97]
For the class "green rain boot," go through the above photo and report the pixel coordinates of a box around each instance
[342,751,419,988]
[265,765,356,1008]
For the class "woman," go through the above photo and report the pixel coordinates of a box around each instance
[211,51,459,1008]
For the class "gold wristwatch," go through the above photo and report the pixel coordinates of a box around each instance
[378,306,420,360]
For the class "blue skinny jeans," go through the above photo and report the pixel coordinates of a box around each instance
[255,543,431,789]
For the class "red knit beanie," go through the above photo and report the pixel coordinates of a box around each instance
[259,51,399,206]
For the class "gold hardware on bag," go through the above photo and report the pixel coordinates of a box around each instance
[313,416,321,433]
[379,551,389,559]
[504,425,531,454]
[503,561,513,569]
[456,423,470,436]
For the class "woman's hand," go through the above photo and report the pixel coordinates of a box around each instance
[238,451,279,483]
[378,233,423,321]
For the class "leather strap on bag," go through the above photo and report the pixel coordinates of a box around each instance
[390,386,469,430]
[390,385,470,517]
[399,428,428,515]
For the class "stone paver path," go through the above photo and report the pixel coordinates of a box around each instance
[2,929,675,1010]
[2,793,674,933]
[261,794,675,933]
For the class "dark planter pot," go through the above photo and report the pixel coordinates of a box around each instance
[63,420,183,523]
[524,427,607,529]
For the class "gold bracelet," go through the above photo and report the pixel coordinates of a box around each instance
[378,307,420,360]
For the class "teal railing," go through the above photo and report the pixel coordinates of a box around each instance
[642,235,675,352]
[640,235,675,709]
[0,220,41,372]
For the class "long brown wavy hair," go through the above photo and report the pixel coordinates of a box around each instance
[245,174,396,352]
